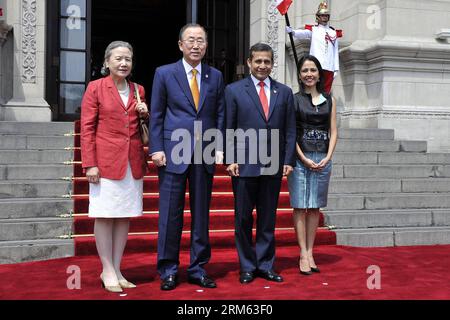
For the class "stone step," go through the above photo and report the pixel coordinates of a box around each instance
[335,140,427,152]
[0,135,73,150]
[0,239,74,264]
[1,192,443,220]
[334,226,450,247]
[401,178,450,193]
[333,152,378,165]
[377,152,450,164]
[0,180,72,199]
[324,209,438,229]
[0,218,73,241]
[331,178,450,194]
[324,193,450,211]
[362,193,450,210]
[337,128,394,140]
[0,150,73,164]
[326,194,364,210]
[0,122,74,136]
[69,127,395,140]
[331,165,343,177]
[0,198,72,219]
[343,165,450,178]
[332,178,450,194]
[397,140,429,152]
[329,152,450,165]
[0,164,72,180]
[330,179,401,194]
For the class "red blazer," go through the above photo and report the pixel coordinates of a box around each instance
[80,76,147,180]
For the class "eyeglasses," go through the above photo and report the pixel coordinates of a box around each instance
[182,38,207,47]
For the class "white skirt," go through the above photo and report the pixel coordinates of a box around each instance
[88,162,143,218]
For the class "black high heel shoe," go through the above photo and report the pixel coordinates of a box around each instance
[310,267,320,273]
[299,257,313,276]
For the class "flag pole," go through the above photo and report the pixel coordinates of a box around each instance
[284,12,300,86]
[284,13,300,72]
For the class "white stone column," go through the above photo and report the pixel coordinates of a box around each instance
[1,0,50,121]
[0,0,13,106]
[250,0,287,82]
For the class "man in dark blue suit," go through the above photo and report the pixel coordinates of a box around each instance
[225,43,296,284]
[150,24,225,290]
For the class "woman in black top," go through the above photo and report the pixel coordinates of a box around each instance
[287,55,337,275]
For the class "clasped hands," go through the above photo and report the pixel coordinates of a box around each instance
[302,157,330,172]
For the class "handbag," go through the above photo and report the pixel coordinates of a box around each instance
[134,83,149,145]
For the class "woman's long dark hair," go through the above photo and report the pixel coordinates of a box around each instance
[297,54,325,94]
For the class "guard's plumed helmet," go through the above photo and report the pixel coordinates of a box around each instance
[316,1,330,16]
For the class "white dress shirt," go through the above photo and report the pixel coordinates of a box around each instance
[182,58,202,92]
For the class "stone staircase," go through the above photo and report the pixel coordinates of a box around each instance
[324,128,450,246]
[0,122,449,264]
[0,122,74,264]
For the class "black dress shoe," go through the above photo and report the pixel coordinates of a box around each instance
[239,272,254,284]
[161,274,178,291]
[188,275,217,288]
[257,270,284,282]
[310,267,320,273]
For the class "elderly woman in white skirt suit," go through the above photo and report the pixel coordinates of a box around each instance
[81,41,148,292]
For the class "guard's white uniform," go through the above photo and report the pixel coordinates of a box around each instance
[292,24,342,73]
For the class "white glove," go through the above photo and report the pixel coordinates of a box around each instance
[334,71,338,79]
[286,26,294,34]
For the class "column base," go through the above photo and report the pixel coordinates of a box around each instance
[1,100,52,122]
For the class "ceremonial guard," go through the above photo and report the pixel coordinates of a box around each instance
[286,1,342,93]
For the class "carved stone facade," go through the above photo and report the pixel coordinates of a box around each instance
[21,0,36,84]
[266,1,279,79]
[0,0,50,121]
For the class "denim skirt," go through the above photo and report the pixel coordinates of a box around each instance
[287,152,332,209]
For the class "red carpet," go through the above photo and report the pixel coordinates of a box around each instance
[1,245,449,300]
[4,123,448,301]
[70,121,334,256]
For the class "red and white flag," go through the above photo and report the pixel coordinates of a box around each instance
[276,0,293,15]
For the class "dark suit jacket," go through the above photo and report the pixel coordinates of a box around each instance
[150,59,225,174]
[80,76,147,179]
[225,76,296,177]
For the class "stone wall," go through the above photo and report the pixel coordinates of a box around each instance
[264,0,450,152]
